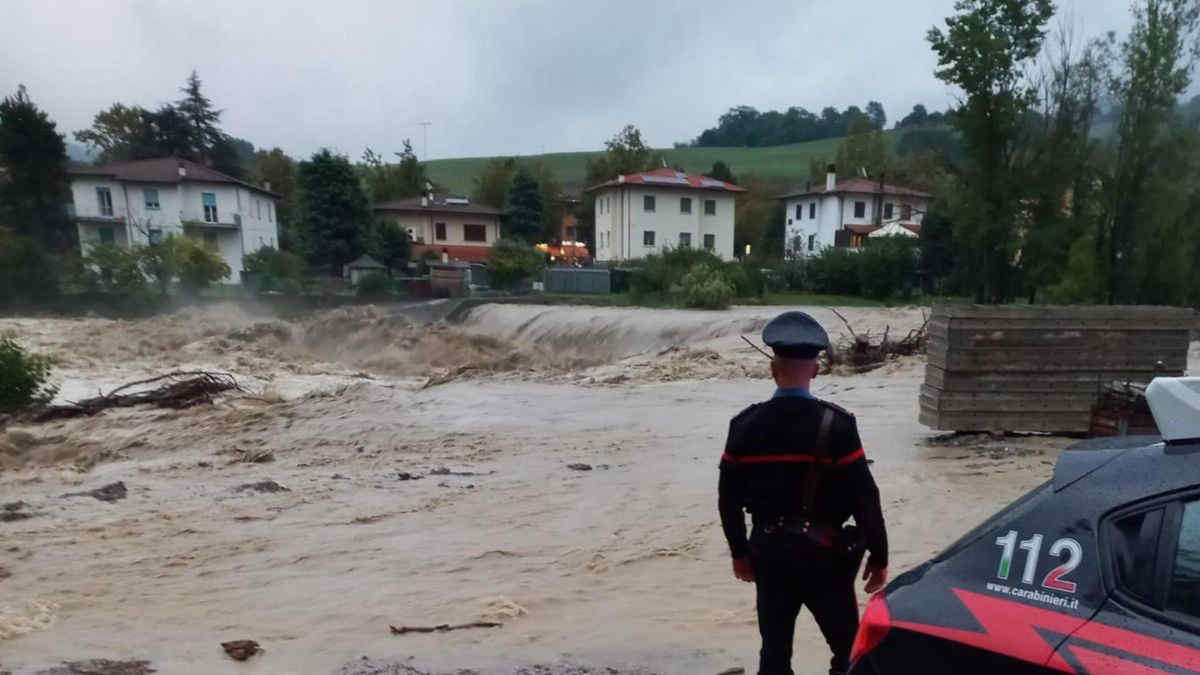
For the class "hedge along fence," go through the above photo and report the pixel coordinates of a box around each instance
[626,247,774,308]
[792,235,920,300]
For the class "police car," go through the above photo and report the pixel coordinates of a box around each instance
[849,377,1200,674]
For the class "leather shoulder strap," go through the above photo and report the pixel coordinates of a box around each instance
[801,407,835,517]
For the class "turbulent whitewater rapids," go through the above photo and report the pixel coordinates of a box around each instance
[0,302,1121,674]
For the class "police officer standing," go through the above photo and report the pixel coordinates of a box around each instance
[719,311,889,675]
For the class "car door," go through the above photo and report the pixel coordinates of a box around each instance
[1051,493,1200,673]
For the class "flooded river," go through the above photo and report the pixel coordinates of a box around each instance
[0,302,1072,674]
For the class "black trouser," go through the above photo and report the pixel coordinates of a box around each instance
[751,530,860,675]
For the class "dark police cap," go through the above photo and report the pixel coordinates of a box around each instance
[762,311,829,359]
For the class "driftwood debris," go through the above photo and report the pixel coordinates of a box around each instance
[823,309,928,374]
[35,371,239,422]
[388,621,502,635]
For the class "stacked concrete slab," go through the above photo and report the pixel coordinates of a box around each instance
[919,305,1194,433]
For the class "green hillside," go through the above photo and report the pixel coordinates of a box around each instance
[423,130,905,196]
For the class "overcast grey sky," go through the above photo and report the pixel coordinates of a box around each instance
[2,0,1138,161]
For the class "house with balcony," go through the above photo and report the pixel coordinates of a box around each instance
[586,168,745,262]
[372,192,502,263]
[67,158,280,284]
[779,166,932,257]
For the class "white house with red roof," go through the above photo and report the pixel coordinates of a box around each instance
[779,166,932,258]
[585,168,745,261]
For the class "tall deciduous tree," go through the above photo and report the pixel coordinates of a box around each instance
[472,157,518,209]
[298,149,370,274]
[865,101,888,129]
[1020,26,1109,302]
[1102,0,1200,303]
[0,85,73,252]
[928,0,1055,302]
[834,116,890,180]
[361,140,427,204]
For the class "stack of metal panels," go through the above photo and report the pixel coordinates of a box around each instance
[919,305,1194,433]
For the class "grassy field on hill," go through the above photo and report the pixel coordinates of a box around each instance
[424,130,905,196]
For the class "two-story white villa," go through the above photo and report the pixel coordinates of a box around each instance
[780,167,932,257]
[68,158,280,284]
[586,168,745,262]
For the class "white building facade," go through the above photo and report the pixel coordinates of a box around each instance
[781,169,932,258]
[587,168,744,262]
[69,158,280,284]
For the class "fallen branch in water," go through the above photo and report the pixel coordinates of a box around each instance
[822,309,928,375]
[35,371,239,422]
[389,621,502,635]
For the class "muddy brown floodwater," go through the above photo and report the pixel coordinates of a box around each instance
[0,302,1167,675]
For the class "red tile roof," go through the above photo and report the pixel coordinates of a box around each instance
[412,243,492,263]
[781,177,933,200]
[585,167,746,193]
[68,157,280,198]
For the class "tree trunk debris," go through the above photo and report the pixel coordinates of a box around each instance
[388,622,502,635]
[35,371,239,422]
[823,309,928,374]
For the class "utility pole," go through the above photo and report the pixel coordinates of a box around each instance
[415,122,431,160]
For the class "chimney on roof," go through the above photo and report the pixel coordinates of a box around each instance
[263,180,271,192]
[825,164,836,192]
[178,162,187,178]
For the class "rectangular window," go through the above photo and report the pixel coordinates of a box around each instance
[679,232,692,248]
[435,222,447,241]
[1170,501,1200,617]
[808,234,816,251]
[643,230,655,247]
[256,199,262,219]
[606,197,610,213]
[680,197,692,214]
[705,199,716,216]
[643,195,655,212]
[202,231,218,251]
[901,203,913,220]
[884,203,894,220]
[202,192,218,223]
[809,202,816,219]
[98,227,114,244]
[795,204,801,220]
[148,228,163,244]
[854,201,866,219]
[464,224,487,242]
[144,188,160,210]
[703,234,715,251]
[96,187,113,216]
[268,203,273,222]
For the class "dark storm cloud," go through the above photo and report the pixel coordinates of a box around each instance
[1,0,1136,161]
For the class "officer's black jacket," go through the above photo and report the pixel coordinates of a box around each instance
[718,396,888,569]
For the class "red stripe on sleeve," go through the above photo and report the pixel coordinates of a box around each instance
[837,448,866,464]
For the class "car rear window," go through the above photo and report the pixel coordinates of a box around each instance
[935,481,1053,562]
[1169,501,1200,617]
[1111,508,1164,603]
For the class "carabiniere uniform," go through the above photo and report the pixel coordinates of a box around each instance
[718,311,888,675]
